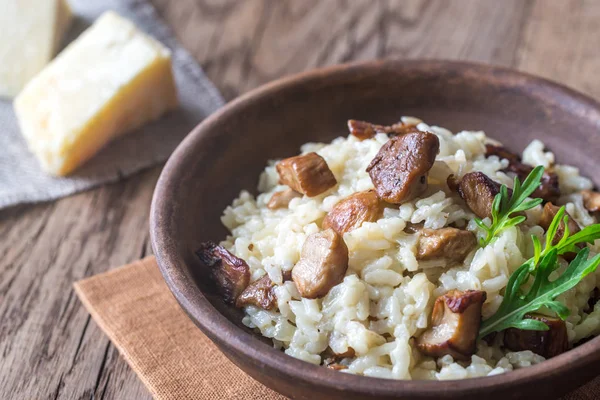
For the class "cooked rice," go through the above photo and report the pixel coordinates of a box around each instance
[219,117,600,380]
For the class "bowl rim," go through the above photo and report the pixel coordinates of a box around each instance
[150,59,600,397]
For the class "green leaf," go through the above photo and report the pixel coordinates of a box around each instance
[479,246,600,338]
[500,185,510,210]
[514,166,545,204]
[479,180,600,339]
[532,235,542,265]
[479,166,545,247]
[558,224,600,254]
[545,206,565,250]
[474,218,488,230]
[491,193,501,221]
[513,198,543,213]
[512,175,522,197]
[545,301,570,319]
[512,318,549,331]
[504,215,527,228]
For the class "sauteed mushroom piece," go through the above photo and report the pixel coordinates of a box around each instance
[581,190,600,213]
[533,172,561,204]
[485,144,560,203]
[539,202,580,245]
[347,119,420,141]
[416,227,477,262]
[367,132,440,204]
[267,188,302,210]
[451,172,504,219]
[503,314,569,358]
[292,229,349,299]
[276,152,337,197]
[484,144,520,164]
[417,290,486,361]
[196,242,250,304]
[235,275,277,310]
[322,190,384,234]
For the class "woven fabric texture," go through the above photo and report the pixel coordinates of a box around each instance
[74,257,284,400]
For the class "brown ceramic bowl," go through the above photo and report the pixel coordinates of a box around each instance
[150,60,600,400]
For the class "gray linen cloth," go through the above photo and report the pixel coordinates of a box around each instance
[0,0,224,209]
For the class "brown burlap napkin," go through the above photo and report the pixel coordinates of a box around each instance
[74,256,599,400]
[74,256,284,400]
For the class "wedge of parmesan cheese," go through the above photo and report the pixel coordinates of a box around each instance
[0,0,73,98]
[14,11,179,176]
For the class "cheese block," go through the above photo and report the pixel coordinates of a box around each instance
[0,0,73,98]
[14,11,179,176]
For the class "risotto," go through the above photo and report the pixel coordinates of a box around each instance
[201,117,600,381]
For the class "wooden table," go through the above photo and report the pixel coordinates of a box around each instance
[2,0,599,398]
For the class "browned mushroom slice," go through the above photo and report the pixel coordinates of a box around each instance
[532,171,561,204]
[347,120,378,140]
[276,152,337,197]
[267,188,302,210]
[485,144,560,203]
[453,172,504,219]
[416,290,487,361]
[292,229,349,299]
[581,190,600,213]
[235,275,277,310]
[503,314,569,358]
[485,144,521,164]
[322,190,384,234]
[196,242,250,304]
[539,202,580,245]
[416,227,477,262]
[366,132,440,204]
[446,174,460,192]
[347,119,420,141]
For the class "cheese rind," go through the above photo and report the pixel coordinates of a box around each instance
[14,11,179,176]
[0,0,73,98]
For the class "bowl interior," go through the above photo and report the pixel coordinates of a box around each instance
[151,60,600,399]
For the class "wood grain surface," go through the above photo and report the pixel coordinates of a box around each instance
[1,1,599,399]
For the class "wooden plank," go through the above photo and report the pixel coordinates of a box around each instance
[153,0,530,100]
[515,0,600,98]
[0,168,160,400]
[2,0,600,398]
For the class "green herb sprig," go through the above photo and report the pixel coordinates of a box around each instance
[478,207,600,339]
[532,206,600,261]
[475,166,545,247]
